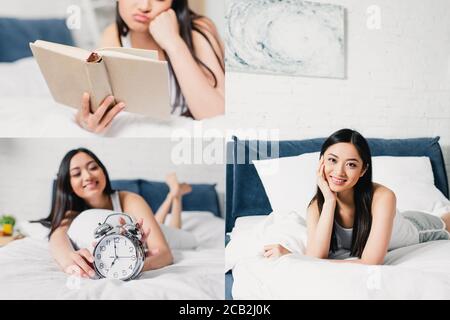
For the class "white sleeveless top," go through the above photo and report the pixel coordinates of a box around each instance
[334,209,420,253]
[121,34,187,115]
[110,191,123,212]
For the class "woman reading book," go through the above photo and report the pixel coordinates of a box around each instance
[76,0,225,133]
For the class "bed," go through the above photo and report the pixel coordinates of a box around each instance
[0,180,225,300]
[225,136,450,300]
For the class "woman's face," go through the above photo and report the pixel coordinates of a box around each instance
[69,152,107,200]
[118,0,173,32]
[323,143,367,193]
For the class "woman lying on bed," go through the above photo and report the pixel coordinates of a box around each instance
[264,128,450,265]
[38,148,192,278]
[76,0,225,133]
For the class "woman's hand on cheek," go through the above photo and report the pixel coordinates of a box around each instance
[148,9,181,52]
[317,156,337,202]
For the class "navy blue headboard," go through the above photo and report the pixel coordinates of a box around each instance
[226,136,449,232]
[51,179,222,217]
[0,18,74,62]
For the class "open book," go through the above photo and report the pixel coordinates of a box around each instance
[30,40,171,121]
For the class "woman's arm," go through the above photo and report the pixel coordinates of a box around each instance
[305,199,336,258]
[49,213,96,277]
[305,157,338,258]
[120,192,173,270]
[150,12,225,119]
[330,187,397,265]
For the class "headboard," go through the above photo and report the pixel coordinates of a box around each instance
[51,179,222,218]
[225,136,449,232]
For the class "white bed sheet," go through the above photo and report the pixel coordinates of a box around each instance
[0,58,228,137]
[0,212,225,300]
[228,212,450,299]
[232,240,450,299]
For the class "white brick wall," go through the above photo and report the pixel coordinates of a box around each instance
[0,138,225,221]
[226,0,450,180]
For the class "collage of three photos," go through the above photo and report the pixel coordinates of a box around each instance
[0,0,449,300]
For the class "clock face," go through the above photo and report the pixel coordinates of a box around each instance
[94,234,138,280]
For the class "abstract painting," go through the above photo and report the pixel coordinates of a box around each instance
[225,0,346,78]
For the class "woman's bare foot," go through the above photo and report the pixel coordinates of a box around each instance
[166,172,180,197]
[180,183,192,196]
[442,212,450,233]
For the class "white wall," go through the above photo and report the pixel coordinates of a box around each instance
[190,0,224,36]
[0,138,225,221]
[226,0,450,177]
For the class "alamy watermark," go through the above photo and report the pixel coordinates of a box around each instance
[170,123,280,170]
[367,5,382,30]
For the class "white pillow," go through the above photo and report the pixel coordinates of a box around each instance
[253,152,319,219]
[228,215,275,239]
[67,209,197,252]
[372,156,434,186]
[253,153,448,218]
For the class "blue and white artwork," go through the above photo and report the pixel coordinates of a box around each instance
[225,0,346,78]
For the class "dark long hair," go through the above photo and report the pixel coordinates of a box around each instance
[35,148,113,238]
[116,0,224,117]
[309,129,373,258]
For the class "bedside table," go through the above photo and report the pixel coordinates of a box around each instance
[0,235,14,247]
[0,234,25,247]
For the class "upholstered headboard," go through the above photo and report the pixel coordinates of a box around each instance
[225,136,449,232]
[51,179,222,217]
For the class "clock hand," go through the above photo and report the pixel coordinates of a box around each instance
[110,257,118,268]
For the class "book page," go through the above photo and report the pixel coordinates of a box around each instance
[101,55,171,121]
[97,50,162,63]
[31,40,91,61]
[97,47,159,60]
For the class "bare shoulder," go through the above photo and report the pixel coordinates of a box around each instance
[372,183,396,217]
[373,183,396,201]
[192,16,224,56]
[193,16,219,38]
[118,191,145,206]
[99,23,121,47]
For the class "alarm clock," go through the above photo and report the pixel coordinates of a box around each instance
[92,213,146,281]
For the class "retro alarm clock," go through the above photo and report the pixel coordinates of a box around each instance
[93,213,146,281]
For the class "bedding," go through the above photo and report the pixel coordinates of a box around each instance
[226,212,450,299]
[0,57,227,137]
[0,211,224,299]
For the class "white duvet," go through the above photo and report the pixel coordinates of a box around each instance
[226,212,450,299]
[0,212,225,300]
[0,58,227,137]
